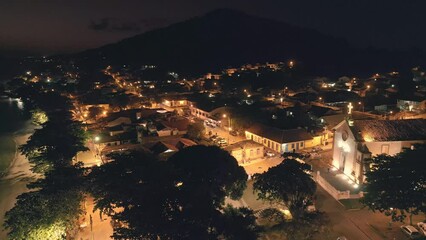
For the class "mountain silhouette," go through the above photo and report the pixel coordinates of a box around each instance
[77,9,425,77]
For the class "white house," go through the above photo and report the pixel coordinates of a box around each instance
[245,123,320,153]
[225,140,265,164]
[332,119,426,184]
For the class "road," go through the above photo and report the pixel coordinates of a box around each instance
[204,124,244,145]
[75,197,114,240]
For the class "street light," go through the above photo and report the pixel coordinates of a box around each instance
[223,114,232,144]
[358,102,364,112]
[94,136,100,142]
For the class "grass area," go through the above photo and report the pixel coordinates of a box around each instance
[242,180,270,211]
[339,199,364,210]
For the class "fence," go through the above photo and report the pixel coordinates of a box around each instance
[315,171,364,200]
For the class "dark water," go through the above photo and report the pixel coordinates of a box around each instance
[0,98,29,175]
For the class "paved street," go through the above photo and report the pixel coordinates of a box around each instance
[204,124,245,145]
[315,185,422,240]
[242,156,283,176]
[76,197,114,240]
[75,142,102,167]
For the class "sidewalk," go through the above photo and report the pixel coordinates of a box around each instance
[242,156,282,176]
[308,149,360,194]
[75,197,113,240]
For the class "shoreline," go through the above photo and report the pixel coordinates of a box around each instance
[2,130,38,181]
[0,122,37,238]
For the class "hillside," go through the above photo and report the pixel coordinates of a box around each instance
[77,9,425,77]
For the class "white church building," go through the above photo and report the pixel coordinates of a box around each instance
[332,119,426,185]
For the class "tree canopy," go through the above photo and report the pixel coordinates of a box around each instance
[253,159,317,219]
[4,91,88,239]
[88,146,257,240]
[362,144,426,224]
[186,121,205,141]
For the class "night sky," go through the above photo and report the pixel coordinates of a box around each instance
[1,0,425,55]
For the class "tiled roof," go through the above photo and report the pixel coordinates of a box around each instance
[161,118,190,131]
[147,138,196,155]
[225,140,264,151]
[247,123,313,144]
[351,119,426,142]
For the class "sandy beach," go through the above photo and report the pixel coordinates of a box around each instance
[0,126,38,239]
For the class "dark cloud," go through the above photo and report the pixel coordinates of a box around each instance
[139,18,168,28]
[89,18,141,32]
[89,18,110,31]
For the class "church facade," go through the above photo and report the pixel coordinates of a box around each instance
[332,119,426,185]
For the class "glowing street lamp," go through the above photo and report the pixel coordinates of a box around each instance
[358,102,364,112]
[94,136,100,142]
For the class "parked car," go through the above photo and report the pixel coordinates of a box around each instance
[266,151,276,157]
[401,225,422,239]
[301,151,311,159]
[417,222,426,236]
[229,130,238,136]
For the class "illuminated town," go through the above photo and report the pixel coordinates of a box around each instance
[0,3,425,240]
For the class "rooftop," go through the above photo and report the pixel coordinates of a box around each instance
[350,119,426,142]
[225,140,264,151]
[247,123,313,144]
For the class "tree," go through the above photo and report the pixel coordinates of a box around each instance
[186,121,205,141]
[111,92,130,110]
[30,108,48,125]
[88,106,103,119]
[166,146,252,239]
[4,92,88,239]
[88,151,179,239]
[19,118,88,173]
[253,159,316,219]
[168,145,247,202]
[88,146,257,239]
[362,144,426,224]
[258,209,330,240]
[4,167,85,240]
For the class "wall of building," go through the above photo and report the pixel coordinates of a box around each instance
[245,132,281,153]
[305,135,323,148]
[332,122,358,181]
[163,100,188,107]
[333,121,425,185]
[282,141,306,152]
[190,107,210,120]
[365,140,424,156]
[245,131,311,153]
[230,146,264,163]
[157,129,173,137]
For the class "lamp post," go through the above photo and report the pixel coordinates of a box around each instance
[223,114,232,144]
[358,101,364,112]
